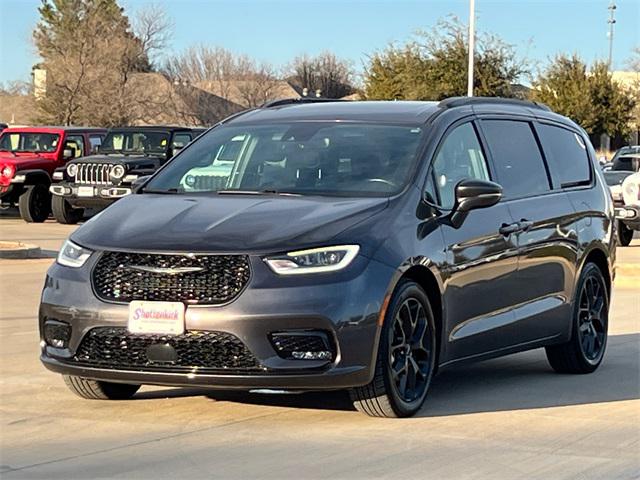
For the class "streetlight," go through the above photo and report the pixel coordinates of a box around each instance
[607,1,617,70]
[467,0,476,97]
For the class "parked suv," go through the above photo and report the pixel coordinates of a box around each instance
[0,126,106,222]
[40,98,615,417]
[49,126,205,223]
[604,149,640,245]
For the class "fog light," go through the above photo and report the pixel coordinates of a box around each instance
[43,319,71,349]
[270,331,334,361]
[291,350,333,360]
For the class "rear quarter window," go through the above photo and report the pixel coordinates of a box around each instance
[537,124,591,188]
[480,119,550,198]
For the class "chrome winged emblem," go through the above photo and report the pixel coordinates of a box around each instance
[126,265,204,275]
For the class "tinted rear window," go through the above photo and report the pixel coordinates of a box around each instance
[537,124,591,187]
[481,120,550,198]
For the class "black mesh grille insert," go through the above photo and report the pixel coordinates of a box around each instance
[92,252,250,304]
[269,332,334,360]
[73,327,263,373]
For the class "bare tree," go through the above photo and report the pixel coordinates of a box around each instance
[163,45,280,115]
[288,52,355,98]
[0,80,32,96]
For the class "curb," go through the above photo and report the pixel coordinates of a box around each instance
[0,242,43,259]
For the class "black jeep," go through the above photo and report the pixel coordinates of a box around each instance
[49,126,205,223]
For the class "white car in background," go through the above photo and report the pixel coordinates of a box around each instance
[604,153,640,246]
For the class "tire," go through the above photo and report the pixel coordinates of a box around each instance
[52,194,83,224]
[63,375,140,400]
[349,280,437,418]
[545,262,609,374]
[617,220,634,247]
[18,184,51,223]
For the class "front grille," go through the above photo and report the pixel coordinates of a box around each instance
[73,327,263,373]
[92,252,250,304]
[192,175,228,191]
[74,163,117,185]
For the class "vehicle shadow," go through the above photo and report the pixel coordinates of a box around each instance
[132,333,639,417]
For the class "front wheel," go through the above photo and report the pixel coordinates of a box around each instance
[18,184,51,223]
[617,220,634,246]
[545,262,609,374]
[52,194,84,224]
[63,375,140,400]
[349,280,437,417]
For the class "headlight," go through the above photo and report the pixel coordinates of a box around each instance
[111,165,126,179]
[66,164,77,177]
[57,239,93,268]
[264,245,359,275]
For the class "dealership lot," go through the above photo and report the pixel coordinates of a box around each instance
[1,215,638,479]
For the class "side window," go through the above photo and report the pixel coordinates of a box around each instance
[172,133,192,149]
[64,134,85,157]
[537,124,591,188]
[481,120,550,198]
[430,122,490,209]
[89,134,103,152]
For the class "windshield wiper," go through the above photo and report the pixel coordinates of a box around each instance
[216,189,301,196]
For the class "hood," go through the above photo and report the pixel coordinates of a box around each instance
[0,152,48,170]
[72,194,389,253]
[72,154,163,170]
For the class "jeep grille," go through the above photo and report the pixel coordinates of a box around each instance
[74,163,117,185]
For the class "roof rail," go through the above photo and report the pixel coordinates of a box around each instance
[438,96,551,111]
[260,97,346,108]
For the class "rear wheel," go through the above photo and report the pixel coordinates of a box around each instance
[63,375,140,400]
[617,220,634,246]
[18,184,51,223]
[545,262,608,374]
[52,194,83,224]
[349,280,437,417]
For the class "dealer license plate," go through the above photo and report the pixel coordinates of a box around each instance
[128,301,185,335]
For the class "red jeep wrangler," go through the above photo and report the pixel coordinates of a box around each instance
[0,126,106,222]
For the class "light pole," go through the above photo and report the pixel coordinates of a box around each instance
[607,1,616,70]
[467,0,476,97]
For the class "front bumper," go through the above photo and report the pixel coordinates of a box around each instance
[39,254,394,390]
[50,182,131,208]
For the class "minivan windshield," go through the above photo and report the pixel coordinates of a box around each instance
[144,122,424,196]
[100,131,170,155]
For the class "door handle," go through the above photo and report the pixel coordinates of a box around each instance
[519,219,534,232]
[499,222,521,236]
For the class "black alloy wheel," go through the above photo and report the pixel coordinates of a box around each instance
[617,220,634,246]
[546,263,608,374]
[52,194,84,224]
[577,274,607,362]
[18,184,51,223]
[389,297,432,403]
[350,280,436,417]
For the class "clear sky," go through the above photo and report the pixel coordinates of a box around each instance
[0,0,638,85]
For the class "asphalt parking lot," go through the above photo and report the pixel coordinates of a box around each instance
[1,214,638,479]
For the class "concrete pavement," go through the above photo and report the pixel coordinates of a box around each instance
[0,214,639,479]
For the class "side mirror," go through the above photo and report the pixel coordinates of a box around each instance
[63,148,75,159]
[132,175,151,193]
[450,179,502,227]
